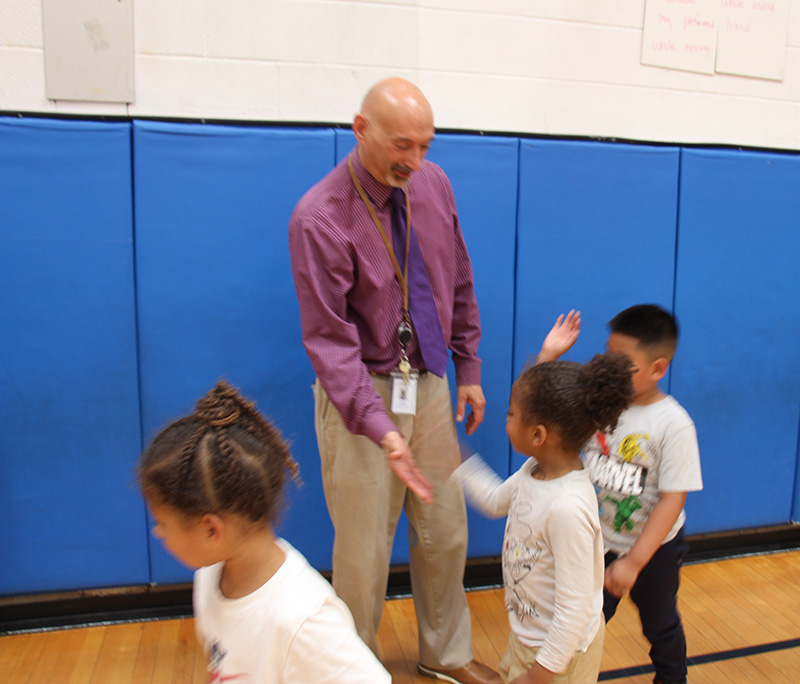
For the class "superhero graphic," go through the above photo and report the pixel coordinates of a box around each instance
[585,431,649,535]
[605,494,643,532]
[619,433,650,463]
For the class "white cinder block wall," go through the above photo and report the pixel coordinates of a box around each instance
[1,0,799,149]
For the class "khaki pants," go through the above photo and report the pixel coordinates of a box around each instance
[499,619,604,684]
[314,373,472,670]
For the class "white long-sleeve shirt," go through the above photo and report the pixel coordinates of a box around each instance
[459,455,604,674]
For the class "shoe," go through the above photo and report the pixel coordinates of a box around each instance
[417,660,502,684]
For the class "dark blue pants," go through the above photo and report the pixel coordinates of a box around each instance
[603,527,689,684]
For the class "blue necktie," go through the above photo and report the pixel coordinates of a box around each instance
[390,188,449,377]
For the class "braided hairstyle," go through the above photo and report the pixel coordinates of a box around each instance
[139,380,300,524]
[514,354,634,452]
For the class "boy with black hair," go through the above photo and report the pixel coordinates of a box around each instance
[538,305,703,684]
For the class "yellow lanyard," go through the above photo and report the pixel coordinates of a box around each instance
[348,153,412,317]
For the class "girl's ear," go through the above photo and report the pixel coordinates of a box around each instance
[200,513,225,548]
[531,424,547,447]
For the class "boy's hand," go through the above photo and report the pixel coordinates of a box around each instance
[604,556,641,598]
[537,310,581,363]
[606,491,687,597]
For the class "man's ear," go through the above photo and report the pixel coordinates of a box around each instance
[352,113,368,144]
[531,424,547,447]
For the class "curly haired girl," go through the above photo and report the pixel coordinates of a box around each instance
[459,353,633,684]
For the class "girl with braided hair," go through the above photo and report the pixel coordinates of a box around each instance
[458,353,633,684]
[139,380,390,684]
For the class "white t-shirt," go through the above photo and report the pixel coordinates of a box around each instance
[193,538,391,684]
[582,394,703,555]
[459,455,603,675]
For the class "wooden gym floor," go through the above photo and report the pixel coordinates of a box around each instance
[2,549,800,683]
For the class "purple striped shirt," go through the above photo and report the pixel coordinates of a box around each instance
[289,147,482,444]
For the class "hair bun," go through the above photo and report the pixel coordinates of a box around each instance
[195,380,243,427]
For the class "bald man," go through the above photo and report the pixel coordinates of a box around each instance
[289,79,498,684]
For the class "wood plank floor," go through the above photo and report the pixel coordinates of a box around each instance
[2,549,800,682]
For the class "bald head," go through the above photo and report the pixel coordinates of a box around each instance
[360,78,434,129]
[353,78,435,187]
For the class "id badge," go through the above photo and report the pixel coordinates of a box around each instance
[390,370,418,415]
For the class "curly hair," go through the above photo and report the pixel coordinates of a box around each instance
[513,354,634,452]
[138,380,300,524]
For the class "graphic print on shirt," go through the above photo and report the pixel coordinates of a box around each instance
[619,433,649,462]
[584,431,649,533]
[206,638,244,682]
[606,494,643,532]
[503,500,541,622]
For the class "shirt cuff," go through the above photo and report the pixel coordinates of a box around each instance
[364,414,400,447]
[454,357,481,387]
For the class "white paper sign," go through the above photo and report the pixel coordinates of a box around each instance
[716,0,790,81]
[641,0,721,75]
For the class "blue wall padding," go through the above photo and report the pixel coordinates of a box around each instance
[514,139,680,469]
[516,140,680,368]
[3,116,800,597]
[335,132,515,559]
[0,118,146,595]
[133,121,336,581]
[426,134,518,556]
[674,149,800,532]
[796,426,800,523]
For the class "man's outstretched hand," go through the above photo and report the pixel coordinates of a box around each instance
[381,431,433,503]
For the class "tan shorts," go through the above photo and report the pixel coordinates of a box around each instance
[498,618,604,684]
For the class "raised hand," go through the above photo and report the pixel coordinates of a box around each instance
[538,309,581,363]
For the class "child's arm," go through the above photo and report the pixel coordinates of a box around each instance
[604,491,686,597]
[458,453,516,518]
[536,310,581,363]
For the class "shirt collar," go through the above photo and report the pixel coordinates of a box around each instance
[351,147,395,209]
